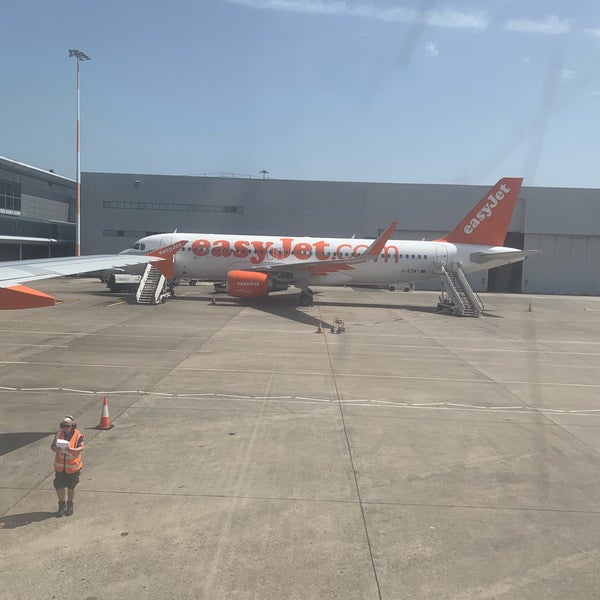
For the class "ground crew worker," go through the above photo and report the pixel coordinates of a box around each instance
[50,415,84,517]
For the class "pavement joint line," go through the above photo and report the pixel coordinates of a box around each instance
[6,359,600,389]
[10,488,595,515]
[321,309,383,600]
[0,343,69,348]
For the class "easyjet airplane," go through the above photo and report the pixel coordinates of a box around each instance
[121,177,532,306]
[0,242,183,309]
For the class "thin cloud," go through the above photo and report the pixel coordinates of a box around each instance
[226,0,489,30]
[584,28,600,39]
[425,41,439,57]
[504,14,571,34]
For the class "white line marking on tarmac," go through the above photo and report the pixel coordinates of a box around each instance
[372,400,408,405]
[5,386,600,417]
[296,396,331,402]
[338,399,370,404]
[109,347,181,352]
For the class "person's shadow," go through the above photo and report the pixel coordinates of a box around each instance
[1,512,56,529]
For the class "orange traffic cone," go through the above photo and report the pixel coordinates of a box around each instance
[316,322,324,334]
[96,397,113,430]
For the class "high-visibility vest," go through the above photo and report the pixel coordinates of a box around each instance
[54,429,83,473]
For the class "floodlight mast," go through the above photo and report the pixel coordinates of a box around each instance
[68,49,91,256]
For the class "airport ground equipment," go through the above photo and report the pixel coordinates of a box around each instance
[136,264,168,304]
[437,263,484,317]
[107,272,141,292]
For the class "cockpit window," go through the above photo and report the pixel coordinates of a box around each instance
[134,243,146,251]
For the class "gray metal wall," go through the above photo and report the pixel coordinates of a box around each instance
[81,172,600,296]
[81,173,524,253]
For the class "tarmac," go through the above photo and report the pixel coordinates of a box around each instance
[1,277,600,599]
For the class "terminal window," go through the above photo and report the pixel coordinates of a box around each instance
[103,201,243,214]
[0,180,21,215]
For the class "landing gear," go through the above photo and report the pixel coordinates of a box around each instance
[299,289,314,306]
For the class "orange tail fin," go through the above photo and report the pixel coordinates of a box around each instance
[439,177,523,246]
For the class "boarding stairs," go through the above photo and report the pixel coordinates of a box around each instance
[136,264,168,305]
[438,263,484,317]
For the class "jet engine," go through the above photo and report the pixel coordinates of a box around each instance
[227,270,288,298]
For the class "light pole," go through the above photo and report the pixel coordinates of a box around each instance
[68,49,91,256]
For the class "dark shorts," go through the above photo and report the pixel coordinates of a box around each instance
[54,469,81,489]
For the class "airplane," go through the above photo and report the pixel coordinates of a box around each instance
[121,177,532,306]
[0,241,186,309]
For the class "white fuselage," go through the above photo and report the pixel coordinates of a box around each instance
[124,233,524,288]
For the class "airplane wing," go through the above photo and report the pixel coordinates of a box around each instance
[252,221,398,279]
[0,254,161,289]
[0,254,164,309]
[469,249,540,265]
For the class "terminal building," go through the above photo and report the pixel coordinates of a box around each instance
[1,155,599,296]
[0,156,75,260]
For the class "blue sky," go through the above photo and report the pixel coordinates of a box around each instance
[2,0,600,187]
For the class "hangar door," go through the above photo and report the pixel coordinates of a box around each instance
[522,234,600,295]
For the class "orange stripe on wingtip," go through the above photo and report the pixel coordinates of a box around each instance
[0,285,56,310]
